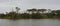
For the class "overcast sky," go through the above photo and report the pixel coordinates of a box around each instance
[0,0,60,13]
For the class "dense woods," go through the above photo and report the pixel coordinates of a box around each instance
[0,7,60,20]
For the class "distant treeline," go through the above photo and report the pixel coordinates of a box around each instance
[0,7,60,20]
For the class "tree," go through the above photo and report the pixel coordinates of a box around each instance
[21,13,30,19]
[27,9,32,14]
[27,8,37,19]
[37,9,42,13]
[32,13,43,19]
[38,9,47,13]
[51,10,60,19]
[51,10,57,16]
[27,8,37,14]
[16,7,20,13]
[55,10,60,17]
[0,14,5,19]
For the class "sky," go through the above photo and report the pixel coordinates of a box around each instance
[0,0,60,13]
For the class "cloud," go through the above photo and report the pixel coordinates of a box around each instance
[22,0,60,8]
[0,0,60,13]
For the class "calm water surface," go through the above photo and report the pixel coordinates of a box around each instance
[0,19,60,26]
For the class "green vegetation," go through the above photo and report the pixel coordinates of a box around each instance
[0,7,60,20]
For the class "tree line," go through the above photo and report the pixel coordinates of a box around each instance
[0,7,60,20]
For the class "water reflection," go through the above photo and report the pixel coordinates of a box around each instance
[0,19,60,26]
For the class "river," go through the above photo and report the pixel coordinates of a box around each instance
[0,19,60,26]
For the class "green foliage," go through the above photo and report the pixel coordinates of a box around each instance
[21,13,30,19]
[32,13,43,19]
[0,7,60,20]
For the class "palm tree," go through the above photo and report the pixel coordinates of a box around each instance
[11,7,20,20]
[16,7,20,13]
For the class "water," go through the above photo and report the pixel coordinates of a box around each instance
[0,19,60,26]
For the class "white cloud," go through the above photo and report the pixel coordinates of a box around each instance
[0,0,60,13]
